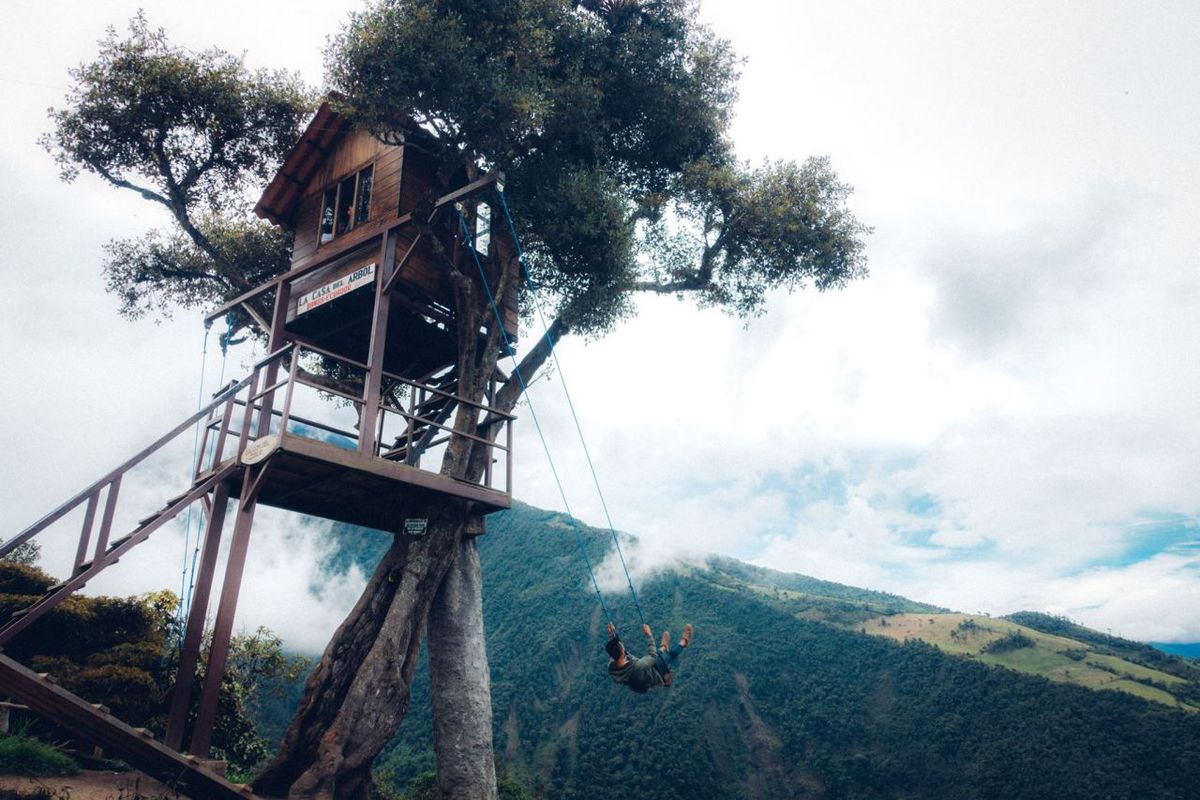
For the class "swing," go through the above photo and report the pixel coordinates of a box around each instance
[458,195,696,690]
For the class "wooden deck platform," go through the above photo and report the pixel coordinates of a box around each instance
[224,432,510,531]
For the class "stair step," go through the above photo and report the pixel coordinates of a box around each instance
[107,535,133,552]
[48,582,68,594]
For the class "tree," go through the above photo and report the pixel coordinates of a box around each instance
[0,537,40,566]
[41,12,311,337]
[255,2,868,799]
[0,565,304,778]
[46,4,869,799]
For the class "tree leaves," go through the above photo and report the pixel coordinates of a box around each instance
[327,0,868,336]
[42,13,312,336]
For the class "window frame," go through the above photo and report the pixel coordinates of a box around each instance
[317,162,375,246]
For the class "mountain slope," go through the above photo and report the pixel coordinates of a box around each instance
[312,503,1200,800]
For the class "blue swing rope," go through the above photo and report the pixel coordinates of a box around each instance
[163,321,211,660]
[181,313,234,630]
[457,202,645,632]
[455,209,615,627]
[494,189,647,628]
[165,313,233,659]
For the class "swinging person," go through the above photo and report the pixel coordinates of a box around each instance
[605,621,693,693]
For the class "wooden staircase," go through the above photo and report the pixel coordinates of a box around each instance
[0,343,513,791]
[0,463,237,647]
[0,654,261,799]
[381,371,460,464]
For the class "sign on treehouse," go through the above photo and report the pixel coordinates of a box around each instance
[296,263,376,316]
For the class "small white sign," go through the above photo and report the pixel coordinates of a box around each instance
[403,518,429,537]
[296,263,376,316]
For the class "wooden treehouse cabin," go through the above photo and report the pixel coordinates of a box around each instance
[0,98,519,797]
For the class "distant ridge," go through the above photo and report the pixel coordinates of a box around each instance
[1154,642,1200,659]
[299,501,1200,799]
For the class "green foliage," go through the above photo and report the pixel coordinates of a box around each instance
[386,768,536,799]
[311,503,1200,800]
[1005,611,1200,683]
[206,626,312,777]
[982,632,1035,654]
[0,538,40,566]
[2,559,303,778]
[42,12,312,335]
[43,12,310,209]
[0,562,54,596]
[327,0,869,335]
[0,735,80,777]
[102,213,293,322]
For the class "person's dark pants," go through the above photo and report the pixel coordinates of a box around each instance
[654,643,684,677]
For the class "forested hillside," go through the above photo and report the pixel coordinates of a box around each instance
[308,503,1200,800]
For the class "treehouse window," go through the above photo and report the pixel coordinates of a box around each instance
[475,203,491,256]
[319,164,374,244]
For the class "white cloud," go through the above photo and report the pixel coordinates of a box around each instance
[3,0,1200,650]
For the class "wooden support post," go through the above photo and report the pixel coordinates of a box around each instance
[93,477,122,560]
[359,230,398,456]
[278,345,301,436]
[165,483,231,752]
[212,395,237,468]
[506,417,513,495]
[189,472,259,758]
[256,283,293,440]
[73,493,99,575]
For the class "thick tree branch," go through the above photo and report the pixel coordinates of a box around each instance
[632,277,714,294]
[92,164,172,209]
[494,316,568,416]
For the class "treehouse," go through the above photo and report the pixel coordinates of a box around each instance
[202,96,521,525]
[0,98,521,788]
[250,99,518,380]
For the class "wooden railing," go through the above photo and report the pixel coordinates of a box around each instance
[0,346,292,566]
[2,340,513,591]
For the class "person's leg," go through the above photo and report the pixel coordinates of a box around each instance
[659,640,684,669]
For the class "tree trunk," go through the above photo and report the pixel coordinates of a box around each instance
[427,532,498,800]
[251,213,552,798]
[252,499,471,800]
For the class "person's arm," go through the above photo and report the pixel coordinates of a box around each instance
[606,622,629,668]
[643,623,655,656]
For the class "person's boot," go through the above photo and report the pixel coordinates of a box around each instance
[680,623,694,648]
[660,630,670,650]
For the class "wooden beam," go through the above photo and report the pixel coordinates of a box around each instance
[0,654,260,799]
[359,229,399,455]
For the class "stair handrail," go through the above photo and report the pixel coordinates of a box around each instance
[0,344,293,560]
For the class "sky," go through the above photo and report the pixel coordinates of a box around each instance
[1,0,1197,652]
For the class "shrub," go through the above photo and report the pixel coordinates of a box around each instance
[0,734,79,776]
[983,632,1035,654]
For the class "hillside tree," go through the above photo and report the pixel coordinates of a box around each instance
[45,3,869,799]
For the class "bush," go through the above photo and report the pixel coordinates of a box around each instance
[0,734,79,776]
[983,632,1035,654]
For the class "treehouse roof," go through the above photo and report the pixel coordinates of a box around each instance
[254,98,353,229]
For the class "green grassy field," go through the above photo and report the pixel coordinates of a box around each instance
[854,612,1199,711]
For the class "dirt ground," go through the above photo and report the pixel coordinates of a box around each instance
[0,770,180,799]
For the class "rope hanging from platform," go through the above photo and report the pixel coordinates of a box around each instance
[166,312,234,659]
[457,201,646,632]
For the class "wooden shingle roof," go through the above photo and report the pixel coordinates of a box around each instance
[254,98,352,229]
